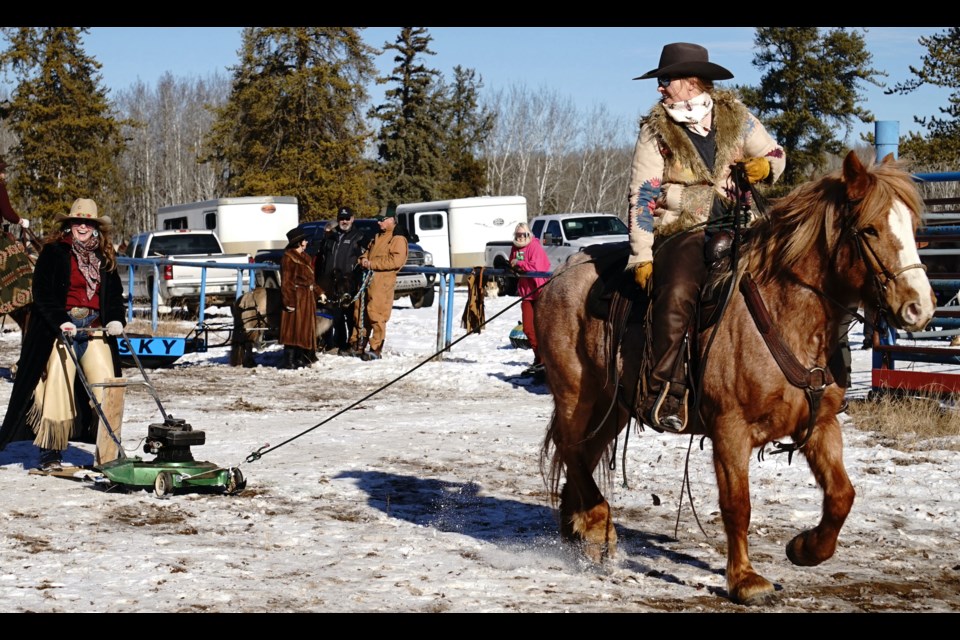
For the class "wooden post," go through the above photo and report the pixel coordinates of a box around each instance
[95,378,125,466]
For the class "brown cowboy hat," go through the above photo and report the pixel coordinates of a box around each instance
[634,42,734,81]
[55,198,112,227]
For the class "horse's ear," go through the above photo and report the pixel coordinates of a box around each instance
[842,150,873,201]
[881,152,896,165]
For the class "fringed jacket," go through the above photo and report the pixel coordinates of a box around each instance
[626,90,785,264]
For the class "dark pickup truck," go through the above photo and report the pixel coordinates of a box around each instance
[254,219,437,308]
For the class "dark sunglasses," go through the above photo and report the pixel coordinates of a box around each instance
[657,76,673,88]
[515,232,530,238]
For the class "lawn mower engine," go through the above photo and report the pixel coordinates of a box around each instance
[144,417,206,463]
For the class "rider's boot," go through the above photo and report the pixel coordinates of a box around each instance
[641,230,704,433]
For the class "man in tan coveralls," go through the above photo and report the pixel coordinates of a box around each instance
[351,209,408,361]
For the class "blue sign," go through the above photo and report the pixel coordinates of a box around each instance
[118,337,187,358]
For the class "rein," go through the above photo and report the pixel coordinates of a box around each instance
[740,272,833,463]
[741,200,925,463]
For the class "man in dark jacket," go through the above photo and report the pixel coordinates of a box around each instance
[315,207,367,355]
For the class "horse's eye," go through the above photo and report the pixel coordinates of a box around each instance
[861,226,879,238]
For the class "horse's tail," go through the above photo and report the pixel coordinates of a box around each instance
[539,410,563,510]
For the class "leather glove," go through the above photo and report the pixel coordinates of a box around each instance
[633,262,653,290]
[742,157,771,184]
[19,219,29,228]
[105,321,123,336]
[285,306,295,312]
[60,322,77,337]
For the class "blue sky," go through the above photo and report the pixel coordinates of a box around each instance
[64,27,958,147]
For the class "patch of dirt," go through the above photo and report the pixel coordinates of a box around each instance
[107,503,191,527]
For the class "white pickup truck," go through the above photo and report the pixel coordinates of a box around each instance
[484,213,629,295]
[121,229,251,312]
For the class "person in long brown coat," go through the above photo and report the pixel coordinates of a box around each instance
[351,211,407,361]
[279,227,317,369]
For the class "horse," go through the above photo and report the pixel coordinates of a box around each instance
[0,225,40,377]
[229,286,335,367]
[230,287,282,367]
[536,151,936,606]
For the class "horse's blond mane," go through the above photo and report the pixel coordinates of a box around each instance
[742,157,923,282]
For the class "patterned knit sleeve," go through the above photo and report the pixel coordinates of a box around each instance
[626,125,663,264]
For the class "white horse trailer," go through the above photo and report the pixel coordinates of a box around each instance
[156,196,300,256]
[394,196,527,280]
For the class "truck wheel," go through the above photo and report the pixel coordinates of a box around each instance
[146,278,168,309]
[410,287,435,309]
[495,275,518,297]
[495,275,507,297]
[508,275,518,296]
[262,272,280,289]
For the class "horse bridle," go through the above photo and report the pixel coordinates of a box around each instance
[851,225,927,298]
[750,201,926,462]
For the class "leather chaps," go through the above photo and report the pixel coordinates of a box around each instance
[649,229,707,398]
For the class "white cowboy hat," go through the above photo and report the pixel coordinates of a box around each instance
[56,198,112,226]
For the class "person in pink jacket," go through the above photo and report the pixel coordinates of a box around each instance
[509,222,551,377]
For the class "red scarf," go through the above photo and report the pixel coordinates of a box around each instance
[68,235,102,300]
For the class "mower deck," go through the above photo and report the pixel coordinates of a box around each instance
[98,456,245,497]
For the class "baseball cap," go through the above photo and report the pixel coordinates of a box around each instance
[337,207,354,220]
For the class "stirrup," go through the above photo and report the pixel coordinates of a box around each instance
[649,382,689,433]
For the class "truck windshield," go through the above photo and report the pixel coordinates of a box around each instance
[149,234,223,256]
[562,217,628,240]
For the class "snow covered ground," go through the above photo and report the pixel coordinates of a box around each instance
[0,290,958,613]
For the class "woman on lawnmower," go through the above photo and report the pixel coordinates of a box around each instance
[0,198,126,472]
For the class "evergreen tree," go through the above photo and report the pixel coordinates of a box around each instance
[0,27,126,233]
[436,66,495,199]
[886,28,960,170]
[370,27,446,206]
[739,27,884,187]
[204,27,378,220]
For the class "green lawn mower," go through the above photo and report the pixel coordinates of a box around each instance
[61,328,247,498]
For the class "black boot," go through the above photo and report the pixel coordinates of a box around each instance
[38,448,63,472]
[279,346,297,369]
[296,347,315,367]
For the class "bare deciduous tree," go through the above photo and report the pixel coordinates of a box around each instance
[113,72,228,238]
[483,83,633,219]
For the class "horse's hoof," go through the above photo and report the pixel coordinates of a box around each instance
[786,531,833,567]
[731,574,776,606]
[581,540,615,564]
[738,588,779,607]
[569,501,617,563]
